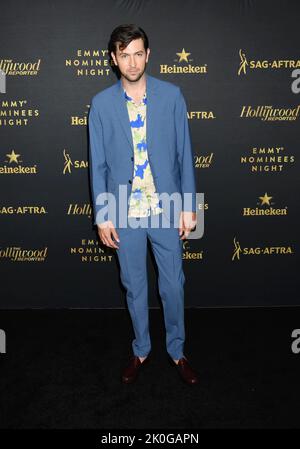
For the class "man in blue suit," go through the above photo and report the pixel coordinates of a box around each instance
[89,24,199,384]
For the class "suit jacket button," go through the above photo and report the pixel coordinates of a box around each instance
[131,156,134,161]
[128,180,132,184]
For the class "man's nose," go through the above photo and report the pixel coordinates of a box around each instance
[129,56,136,67]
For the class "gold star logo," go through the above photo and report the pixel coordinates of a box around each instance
[176,48,191,63]
[6,150,21,163]
[259,192,273,206]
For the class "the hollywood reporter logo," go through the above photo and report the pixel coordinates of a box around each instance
[95,186,204,239]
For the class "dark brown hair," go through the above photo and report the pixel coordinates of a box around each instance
[108,24,149,56]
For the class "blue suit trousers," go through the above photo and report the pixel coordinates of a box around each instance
[115,212,185,360]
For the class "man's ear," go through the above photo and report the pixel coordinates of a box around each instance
[146,48,150,62]
[111,52,117,66]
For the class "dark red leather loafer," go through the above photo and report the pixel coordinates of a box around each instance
[170,356,199,385]
[121,355,150,384]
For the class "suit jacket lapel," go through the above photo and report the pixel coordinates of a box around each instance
[112,73,159,154]
[145,74,159,155]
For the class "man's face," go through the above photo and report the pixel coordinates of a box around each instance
[111,38,150,83]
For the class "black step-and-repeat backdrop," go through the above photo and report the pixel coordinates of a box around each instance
[0,0,299,308]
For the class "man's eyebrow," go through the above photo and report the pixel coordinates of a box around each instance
[119,50,144,55]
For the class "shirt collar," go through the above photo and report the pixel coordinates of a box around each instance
[123,89,147,105]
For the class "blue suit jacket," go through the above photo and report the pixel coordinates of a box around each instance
[88,73,197,227]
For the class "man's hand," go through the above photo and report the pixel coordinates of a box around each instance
[97,220,120,249]
[178,211,197,240]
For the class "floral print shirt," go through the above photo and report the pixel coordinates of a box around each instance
[124,89,163,218]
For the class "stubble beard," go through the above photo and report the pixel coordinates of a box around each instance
[120,64,147,84]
